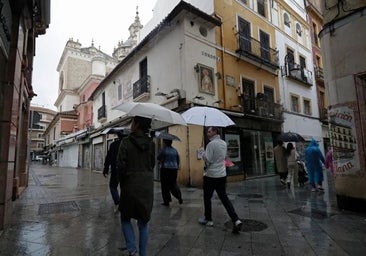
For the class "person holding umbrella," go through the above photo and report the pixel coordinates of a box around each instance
[157,139,183,206]
[116,116,155,256]
[198,126,242,234]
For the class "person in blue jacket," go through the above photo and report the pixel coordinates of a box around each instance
[305,139,325,192]
[157,139,183,206]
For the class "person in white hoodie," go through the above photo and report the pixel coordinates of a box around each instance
[198,126,243,234]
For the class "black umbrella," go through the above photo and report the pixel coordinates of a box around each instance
[155,131,181,141]
[277,131,305,142]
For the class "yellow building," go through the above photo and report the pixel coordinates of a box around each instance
[214,0,281,179]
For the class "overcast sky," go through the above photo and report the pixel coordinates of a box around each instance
[32,0,156,110]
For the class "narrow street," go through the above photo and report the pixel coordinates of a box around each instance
[0,163,365,255]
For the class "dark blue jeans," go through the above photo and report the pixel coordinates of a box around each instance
[109,173,119,205]
[203,176,239,223]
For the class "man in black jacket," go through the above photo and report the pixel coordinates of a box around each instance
[103,131,124,213]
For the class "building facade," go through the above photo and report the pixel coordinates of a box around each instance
[29,105,56,161]
[44,39,118,168]
[0,0,50,231]
[274,0,323,159]
[305,0,329,151]
[320,1,366,211]
[213,0,282,178]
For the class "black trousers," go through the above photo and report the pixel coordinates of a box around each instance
[160,168,182,204]
[203,176,239,223]
[279,172,288,180]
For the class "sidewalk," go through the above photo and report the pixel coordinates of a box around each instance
[0,163,366,255]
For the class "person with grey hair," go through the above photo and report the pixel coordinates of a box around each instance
[198,126,243,234]
[116,116,155,256]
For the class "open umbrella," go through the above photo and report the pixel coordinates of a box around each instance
[277,131,305,142]
[113,102,187,130]
[155,131,181,141]
[101,127,130,135]
[181,106,235,127]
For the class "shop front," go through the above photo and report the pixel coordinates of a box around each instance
[225,114,282,179]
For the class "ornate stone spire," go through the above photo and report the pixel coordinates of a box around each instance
[112,5,143,61]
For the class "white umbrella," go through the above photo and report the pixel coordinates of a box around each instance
[101,127,130,135]
[113,101,186,130]
[181,106,235,127]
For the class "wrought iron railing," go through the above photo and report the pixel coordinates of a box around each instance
[283,63,313,86]
[236,35,279,69]
[97,105,106,121]
[314,66,324,81]
[241,96,283,120]
[133,76,151,100]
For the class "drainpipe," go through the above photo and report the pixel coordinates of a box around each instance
[215,13,226,109]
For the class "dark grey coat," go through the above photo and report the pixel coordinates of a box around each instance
[116,131,155,223]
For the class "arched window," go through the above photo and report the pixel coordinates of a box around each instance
[284,13,290,27]
[296,23,302,36]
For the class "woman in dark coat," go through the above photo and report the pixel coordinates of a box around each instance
[116,116,155,256]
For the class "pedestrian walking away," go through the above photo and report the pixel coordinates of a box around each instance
[103,131,125,213]
[305,139,325,192]
[116,116,155,256]
[286,142,299,189]
[273,140,288,186]
[157,139,183,206]
[198,126,242,234]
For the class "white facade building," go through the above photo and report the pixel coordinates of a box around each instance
[92,1,220,130]
[273,0,323,153]
[89,1,221,172]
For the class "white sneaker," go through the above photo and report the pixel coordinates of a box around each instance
[232,219,242,234]
[198,217,213,227]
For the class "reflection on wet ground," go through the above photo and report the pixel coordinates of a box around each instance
[0,163,366,255]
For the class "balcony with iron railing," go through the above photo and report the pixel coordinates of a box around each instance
[97,105,107,122]
[133,75,151,102]
[282,62,313,86]
[319,107,328,123]
[236,35,279,70]
[314,66,324,83]
[240,96,283,120]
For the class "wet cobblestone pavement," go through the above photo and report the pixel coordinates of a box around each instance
[1,163,366,255]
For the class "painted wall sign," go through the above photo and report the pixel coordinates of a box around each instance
[329,105,360,176]
[201,51,221,62]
